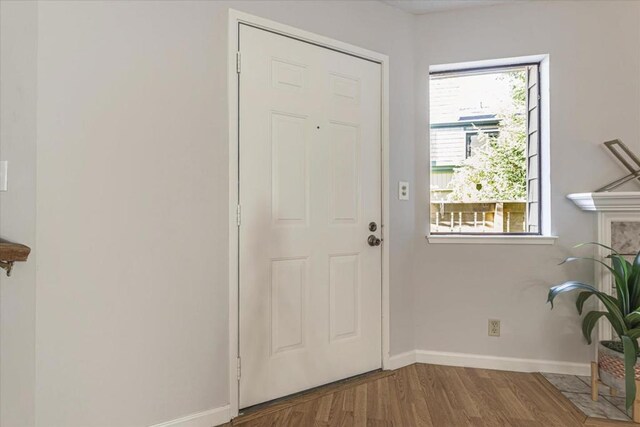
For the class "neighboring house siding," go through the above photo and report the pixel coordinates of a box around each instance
[431,171,454,189]
[430,79,460,123]
[431,170,454,202]
[430,127,466,166]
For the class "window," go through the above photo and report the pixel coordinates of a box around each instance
[429,63,541,235]
[466,130,498,158]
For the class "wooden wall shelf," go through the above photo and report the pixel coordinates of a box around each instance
[0,238,31,276]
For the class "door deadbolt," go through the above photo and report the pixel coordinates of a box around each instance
[369,222,377,232]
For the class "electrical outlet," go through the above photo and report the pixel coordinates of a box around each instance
[488,319,500,337]
[398,181,409,201]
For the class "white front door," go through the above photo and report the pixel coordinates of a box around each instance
[238,24,382,408]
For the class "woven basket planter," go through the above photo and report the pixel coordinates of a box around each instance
[598,342,640,393]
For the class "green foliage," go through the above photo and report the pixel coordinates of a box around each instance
[548,243,640,410]
[448,71,527,202]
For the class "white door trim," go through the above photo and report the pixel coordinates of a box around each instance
[227,9,390,419]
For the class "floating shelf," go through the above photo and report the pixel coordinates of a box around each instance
[0,238,31,276]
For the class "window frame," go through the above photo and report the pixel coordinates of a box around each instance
[465,129,499,159]
[428,61,544,238]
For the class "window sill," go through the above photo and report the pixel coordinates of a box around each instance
[426,235,558,245]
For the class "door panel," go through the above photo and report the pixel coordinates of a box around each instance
[271,112,309,225]
[239,24,382,408]
[329,253,360,341]
[328,121,360,223]
[270,257,306,354]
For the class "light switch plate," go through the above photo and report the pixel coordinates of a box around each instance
[0,161,7,192]
[398,181,409,201]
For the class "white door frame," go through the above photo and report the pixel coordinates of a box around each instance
[227,9,390,418]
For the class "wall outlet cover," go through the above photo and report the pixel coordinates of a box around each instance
[488,319,500,337]
[399,181,409,201]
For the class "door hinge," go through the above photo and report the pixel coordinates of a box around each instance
[236,51,241,74]
[236,204,242,226]
[237,357,241,380]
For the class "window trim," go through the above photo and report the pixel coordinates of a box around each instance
[528,63,543,236]
[426,234,557,245]
[428,59,547,239]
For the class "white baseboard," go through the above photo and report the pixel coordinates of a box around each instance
[389,349,590,376]
[149,405,230,427]
[387,350,417,370]
[150,352,586,427]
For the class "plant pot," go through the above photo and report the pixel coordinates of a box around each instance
[598,341,640,394]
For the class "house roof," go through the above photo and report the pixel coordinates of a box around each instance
[431,115,501,129]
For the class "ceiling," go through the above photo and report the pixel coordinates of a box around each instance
[382,0,513,15]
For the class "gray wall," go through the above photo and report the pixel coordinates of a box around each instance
[0,2,38,426]
[412,1,640,363]
[1,1,639,426]
[2,1,416,426]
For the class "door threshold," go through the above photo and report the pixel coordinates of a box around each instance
[233,369,392,425]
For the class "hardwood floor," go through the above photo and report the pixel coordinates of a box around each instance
[224,363,636,426]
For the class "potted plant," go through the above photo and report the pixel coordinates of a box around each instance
[548,242,640,418]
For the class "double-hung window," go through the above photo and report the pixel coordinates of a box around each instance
[429,62,542,235]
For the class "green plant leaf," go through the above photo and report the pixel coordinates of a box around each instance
[630,252,640,309]
[547,281,598,308]
[562,245,633,315]
[581,311,607,344]
[633,251,640,270]
[611,255,631,315]
[627,312,640,329]
[626,328,640,342]
[598,293,628,336]
[576,291,593,315]
[630,271,640,310]
[551,244,640,411]
[547,281,627,336]
[560,257,624,285]
[574,241,621,255]
[623,335,638,410]
[562,256,629,313]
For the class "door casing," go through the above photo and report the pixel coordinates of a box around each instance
[227,9,390,419]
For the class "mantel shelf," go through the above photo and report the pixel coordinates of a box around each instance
[567,192,640,212]
[0,238,31,276]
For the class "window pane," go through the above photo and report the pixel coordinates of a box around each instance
[528,132,538,156]
[430,67,534,234]
[528,202,539,226]
[528,88,538,110]
[528,179,539,202]
[528,66,538,87]
[528,156,539,180]
[528,108,538,133]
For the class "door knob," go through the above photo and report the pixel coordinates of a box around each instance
[368,235,381,247]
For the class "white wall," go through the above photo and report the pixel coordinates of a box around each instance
[0,2,38,426]
[412,1,640,364]
[7,1,415,426]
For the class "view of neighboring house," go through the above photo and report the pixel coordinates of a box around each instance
[429,69,530,233]
[430,113,500,201]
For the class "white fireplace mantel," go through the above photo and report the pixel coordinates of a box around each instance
[567,192,640,212]
[567,191,640,346]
